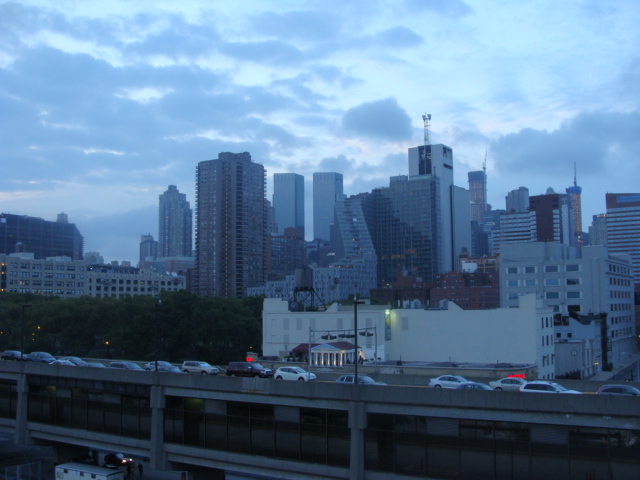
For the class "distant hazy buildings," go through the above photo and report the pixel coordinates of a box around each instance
[313,172,343,242]
[273,173,304,236]
[84,251,104,264]
[588,214,608,247]
[158,185,192,258]
[195,152,267,297]
[505,187,530,212]
[269,228,307,280]
[139,233,158,263]
[0,212,84,260]
[606,193,640,284]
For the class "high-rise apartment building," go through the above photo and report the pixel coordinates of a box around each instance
[506,187,529,213]
[273,173,304,236]
[195,152,267,297]
[606,193,640,284]
[313,172,343,241]
[468,170,487,224]
[0,212,84,260]
[158,185,192,258]
[529,190,572,245]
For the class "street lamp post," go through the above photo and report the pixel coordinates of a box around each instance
[21,305,31,361]
[353,293,364,384]
[155,300,162,372]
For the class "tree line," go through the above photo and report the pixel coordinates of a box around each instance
[0,291,263,365]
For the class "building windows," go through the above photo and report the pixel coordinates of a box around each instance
[566,264,580,272]
[566,278,580,286]
[546,292,560,299]
[507,280,519,287]
[507,267,518,274]
[544,279,559,286]
[545,265,559,273]
[567,292,581,299]
[524,266,536,274]
[508,293,519,300]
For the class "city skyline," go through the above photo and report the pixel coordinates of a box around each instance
[1,1,639,262]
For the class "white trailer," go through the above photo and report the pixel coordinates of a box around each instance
[55,463,125,480]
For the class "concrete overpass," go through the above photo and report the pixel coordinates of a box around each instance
[0,362,639,479]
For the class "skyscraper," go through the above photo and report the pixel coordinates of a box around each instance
[468,170,487,224]
[408,144,469,272]
[566,167,583,248]
[195,152,267,297]
[273,173,304,236]
[313,172,343,241]
[606,193,640,284]
[588,214,607,247]
[158,185,193,258]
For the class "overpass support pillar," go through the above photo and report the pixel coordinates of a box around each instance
[348,401,366,480]
[149,386,166,470]
[15,373,31,445]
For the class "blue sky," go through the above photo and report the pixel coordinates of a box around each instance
[1,0,639,263]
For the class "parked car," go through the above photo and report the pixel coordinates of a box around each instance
[86,362,106,368]
[57,356,88,367]
[489,377,527,391]
[50,359,76,366]
[103,452,135,469]
[274,366,316,381]
[226,361,273,378]
[335,375,386,386]
[456,381,493,390]
[181,361,219,375]
[1,350,25,361]
[108,361,145,371]
[157,365,187,374]
[596,384,640,396]
[144,361,173,371]
[26,352,56,364]
[428,375,468,389]
[519,381,582,394]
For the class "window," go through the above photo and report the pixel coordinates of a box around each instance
[545,265,559,273]
[544,279,559,286]
[507,280,518,287]
[546,292,560,299]
[566,264,579,272]
[567,292,580,299]
[508,293,519,300]
[507,267,518,274]
[566,278,580,286]
[525,279,536,287]
[524,266,536,274]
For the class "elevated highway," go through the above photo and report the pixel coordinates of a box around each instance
[0,362,638,479]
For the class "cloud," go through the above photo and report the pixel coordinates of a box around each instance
[490,110,640,178]
[404,0,473,18]
[341,98,413,142]
[373,27,424,49]
[250,10,341,42]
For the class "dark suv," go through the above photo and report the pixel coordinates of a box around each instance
[226,361,273,378]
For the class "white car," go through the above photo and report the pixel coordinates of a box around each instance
[489,377,527,391]
[519,381,582,394]
[274,367,317,381]
[181,361,219,375]
[428,375,468,389]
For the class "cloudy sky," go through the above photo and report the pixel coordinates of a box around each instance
[1,0,639,263]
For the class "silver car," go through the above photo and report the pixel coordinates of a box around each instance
[274,367,316,381]
[181,361,219,375]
